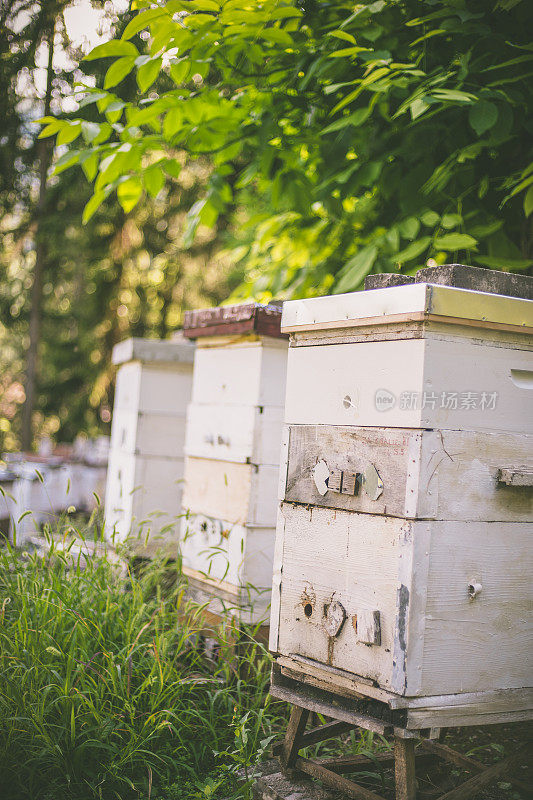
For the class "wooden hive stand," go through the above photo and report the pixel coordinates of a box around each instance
[267,692,531,800]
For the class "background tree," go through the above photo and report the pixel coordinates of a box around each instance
[42,0,533,301]
[0,0,242,451]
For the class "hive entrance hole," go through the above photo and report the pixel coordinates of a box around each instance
[304,603,313,618]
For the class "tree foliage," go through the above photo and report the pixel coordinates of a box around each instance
[42,0,533,298]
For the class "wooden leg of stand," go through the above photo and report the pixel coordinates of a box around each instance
[395,738,417,800]
[280,706,309,770]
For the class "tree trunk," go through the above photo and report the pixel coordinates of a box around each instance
[21,25,55,451]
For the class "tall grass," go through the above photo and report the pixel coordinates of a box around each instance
[0,527,286,799]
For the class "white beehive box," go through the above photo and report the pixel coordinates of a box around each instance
[270,265,533,730]
[180,303,288,624]
[104,337,194,554]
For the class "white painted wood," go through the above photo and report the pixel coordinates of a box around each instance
[112,336,194,366]
[275,503,406,692]
[112,361,193,416]
[104,450,185,547]
[282,425,533,521]
[281,283,533,333]
[137,364,193,415]
[181,457,279,527]
[184,404,284,464]
[191,338,288,407]
[283,337,533,433]
[418,518,532,696]
[110,409,187,459]
[273,503,533,698]
[112,362,142,413]
[105,338,194,552]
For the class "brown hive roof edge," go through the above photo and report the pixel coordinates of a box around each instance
[183,302,287,340]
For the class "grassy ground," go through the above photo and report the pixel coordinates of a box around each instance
[0,523,530,799]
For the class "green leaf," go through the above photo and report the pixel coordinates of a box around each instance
[434,233,478,250]
[104,57,136,89]
[420,210,440,227]
[38,119,63,138]
[117,176,143,212]
[170,60,190,85]
[478,175,489,199]
[334,245,378,294]
[329,47,369,58]
[322,106,372,134]
[79,151,99,182]
[143,165,165,197]
[105,100,126,123]
[328,30,357,44]
[163,159,182,178]
[163,108,184,141]
[394,237,431,264]
[399,217,420,240]
[56,122,82,146]
[410,98,429,120]
[137,57,162,93]
[440,213,462,230]
[524,185,533,217]
[122,8,168,40]
[82,190,109,224]
[469,100,498,136]
[81,121,102,144]
[85,40,138,61]
[431,89,477,104]
[53,150,81,174]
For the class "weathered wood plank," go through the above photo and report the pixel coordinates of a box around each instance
[295,757,386,800]
[434,745,529,800]
[283,425,533,521]
[290,320,533,350]
[394,738,416,800]
[280,706,309,769]
[269,683,393,736]
[419,740,532,794]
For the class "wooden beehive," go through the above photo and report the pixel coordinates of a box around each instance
[181,303,288,624]
[270,265,533,731]
[104,337,194,555]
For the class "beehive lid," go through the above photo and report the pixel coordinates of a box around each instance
[112,336,195,366]
[183,302,287,339]
[281,265,533,335]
